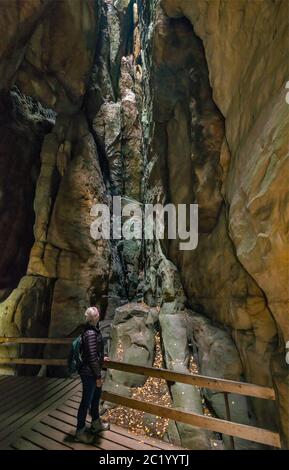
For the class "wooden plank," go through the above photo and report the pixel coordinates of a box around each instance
[72,394,166,442]
[0,338,72,345]
[0,378,60,413]
[31,422,99,451]
[22,429,72,450]
[64,398,81,408]
[0,387,37,415]
[109,423,184,451]
[0,358,68,366]
[105,361,276,401]
[0,379,80,447]
[48,410,131,450]
[48,408,83,427]
[0,376,11,384]
[56,403,82,418]
[0,377,48,413]
[67,396,183,451]
[0,377,21,400]
[11,438,43,451]
[0,379,81,450]
[0,378,63,425]
[96,429,160,451]
[65,395,82,405]
[0,376,16,389]
[1,377,180,452]
[0,378,66,426]
[56,401,165,451]
[0,376,38,391]
[32,421,74,447]
[40,416,102,451]
[41,415,136,451]
[102,391,281,448]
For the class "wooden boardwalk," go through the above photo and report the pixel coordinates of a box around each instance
[0,375,183,451]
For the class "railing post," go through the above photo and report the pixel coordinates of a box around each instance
[224,392,235,450]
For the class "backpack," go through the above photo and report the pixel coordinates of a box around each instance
[67,334,83,374]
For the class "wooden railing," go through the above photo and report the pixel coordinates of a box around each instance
[0,337,281,449]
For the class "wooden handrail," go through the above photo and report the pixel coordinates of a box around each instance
[105,360,275,400]
[102,391,281,448]
[0,337,73,345]
[0,358,67,366]
[0,355,275,400]
[0,336,281,449]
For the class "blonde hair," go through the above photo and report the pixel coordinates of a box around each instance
[84,306,100,325]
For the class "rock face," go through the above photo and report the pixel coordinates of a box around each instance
[151,0,289,446]
[0,0,110,373]
[159,312,210,449]
[0,0,288,450]
[28,113,111,372]
[0,0,99,114]
[104,303,158,396]
[0,0,51,90]
[187,311,265,449]
[0,88,52,301]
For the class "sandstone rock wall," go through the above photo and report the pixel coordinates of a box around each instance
[0,0,143,374]
[0,88,52,302]
[147,0,289,446]
[0,0,110,374]
[103,303,158,397]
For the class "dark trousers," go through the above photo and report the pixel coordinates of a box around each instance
[77,374,102,430]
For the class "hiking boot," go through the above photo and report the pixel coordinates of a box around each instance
[74,427,95,444]
[90,418,110,434]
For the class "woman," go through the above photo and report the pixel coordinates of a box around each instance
[75,306,110,444]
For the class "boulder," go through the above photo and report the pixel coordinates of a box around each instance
[159,312,211,450]
[104,302,158,392]
[187,311,272,449]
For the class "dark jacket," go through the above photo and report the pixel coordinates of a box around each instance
[79,324,104,379]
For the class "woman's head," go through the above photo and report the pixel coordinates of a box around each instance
[84,306,100,326]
